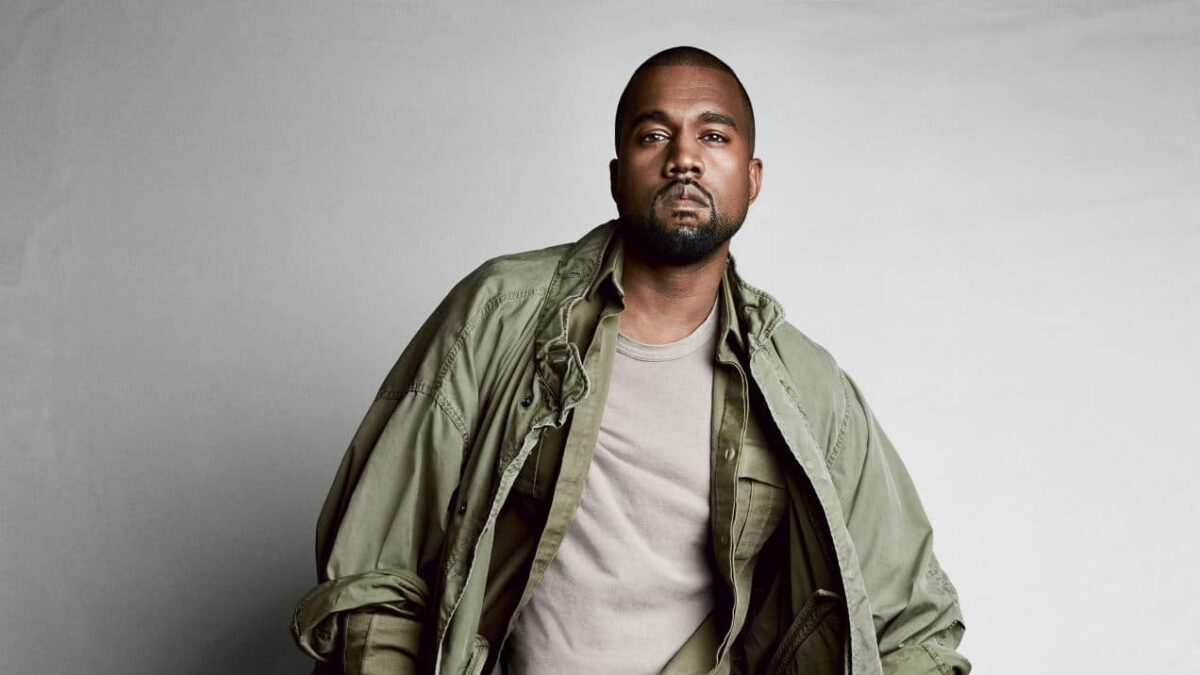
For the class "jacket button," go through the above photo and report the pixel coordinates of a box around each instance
[724,447,736,461]
[458,502,467,514]
[521,395,533,407]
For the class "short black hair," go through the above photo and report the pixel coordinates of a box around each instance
[614,46,755,156]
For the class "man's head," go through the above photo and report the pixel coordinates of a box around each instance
[611,46,762,266]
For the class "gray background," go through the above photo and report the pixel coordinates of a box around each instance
[3,1,1198,673]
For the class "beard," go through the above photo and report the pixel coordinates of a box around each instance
[620,180,746,266]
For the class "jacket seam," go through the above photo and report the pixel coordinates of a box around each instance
[356,613,377,673]
[921,642,953,675]
[764,349,807,417]
[761,348,825,457]
[377,382,470,445]
[759,348,842,570]
[376,287,547,445]
[733,278,784,347]
[433,287,547,390]
[826,373,854,466]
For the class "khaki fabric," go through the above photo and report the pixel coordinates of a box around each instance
[661,612,726,675]
[291,222,970,675]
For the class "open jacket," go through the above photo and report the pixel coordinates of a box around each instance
[291,222,969,675]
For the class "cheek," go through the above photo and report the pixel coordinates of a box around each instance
[621,166,658,199]
[614,172,650,213]
[714,165,752,203]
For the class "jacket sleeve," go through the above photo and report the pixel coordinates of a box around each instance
[291,386,468,674]
[828,373,971,675]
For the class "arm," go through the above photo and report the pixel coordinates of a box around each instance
[828,373,971,674]
[291,387,467,674]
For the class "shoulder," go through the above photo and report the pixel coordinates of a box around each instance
[430,237,580,337]
[449,240,575,309]
[377,238,574,396]
[760,317,853,456]
[767,320,843,390]
[729,269,844,396]
[727,266,848,428]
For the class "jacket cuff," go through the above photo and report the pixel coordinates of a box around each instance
[291,568,429,662]
[880,640,972,675]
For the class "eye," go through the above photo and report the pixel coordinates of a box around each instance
[702,132,728,143]
[639,130,668,144]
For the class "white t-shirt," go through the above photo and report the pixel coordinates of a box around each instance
[507,302,720,674]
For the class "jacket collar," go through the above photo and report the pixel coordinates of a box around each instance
[533,221,784,420]
[583,221,784,349]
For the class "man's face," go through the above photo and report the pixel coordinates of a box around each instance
[611,65,762,266]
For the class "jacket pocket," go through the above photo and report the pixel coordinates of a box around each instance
[461,634,489,675]
[733,440,787,561]
[765,590,846,675]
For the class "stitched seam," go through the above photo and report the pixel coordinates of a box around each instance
[377,383,470,445]
[921,642,952,675]
[533,259,567,342]
[358,613,377,673]
[763,349,805,416]
[760,351,839,568]
[434,288,546,388]
[764,350,837,466]
[826,374,853,466]
[762,349,821,445]
[734,278,784,349]
[766,595,837,675]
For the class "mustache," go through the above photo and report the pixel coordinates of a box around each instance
[653,179,713,207]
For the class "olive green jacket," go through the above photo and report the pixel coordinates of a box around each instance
[292,222,969,674]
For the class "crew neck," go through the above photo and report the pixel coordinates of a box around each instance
[616,300,720,362]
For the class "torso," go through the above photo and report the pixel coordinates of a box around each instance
[506,301,720,674]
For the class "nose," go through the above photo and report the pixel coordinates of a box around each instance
[663,135,703,179]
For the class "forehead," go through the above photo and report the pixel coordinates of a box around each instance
[625,65,746,122]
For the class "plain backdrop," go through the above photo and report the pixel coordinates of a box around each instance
[2,1,1198,673]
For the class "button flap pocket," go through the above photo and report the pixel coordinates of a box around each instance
[737,432,785,488]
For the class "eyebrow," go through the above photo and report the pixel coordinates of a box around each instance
[698,111,737,129]
[628,109,673,129]
[627,109,738,131]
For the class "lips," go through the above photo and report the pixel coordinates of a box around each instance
[658,182,710,208]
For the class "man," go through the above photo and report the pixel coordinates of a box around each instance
[292,46,969,675]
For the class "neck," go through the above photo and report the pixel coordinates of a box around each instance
[618,241,728,344]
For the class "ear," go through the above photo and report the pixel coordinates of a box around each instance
[609,158,619,204]
[747,157,763,205]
